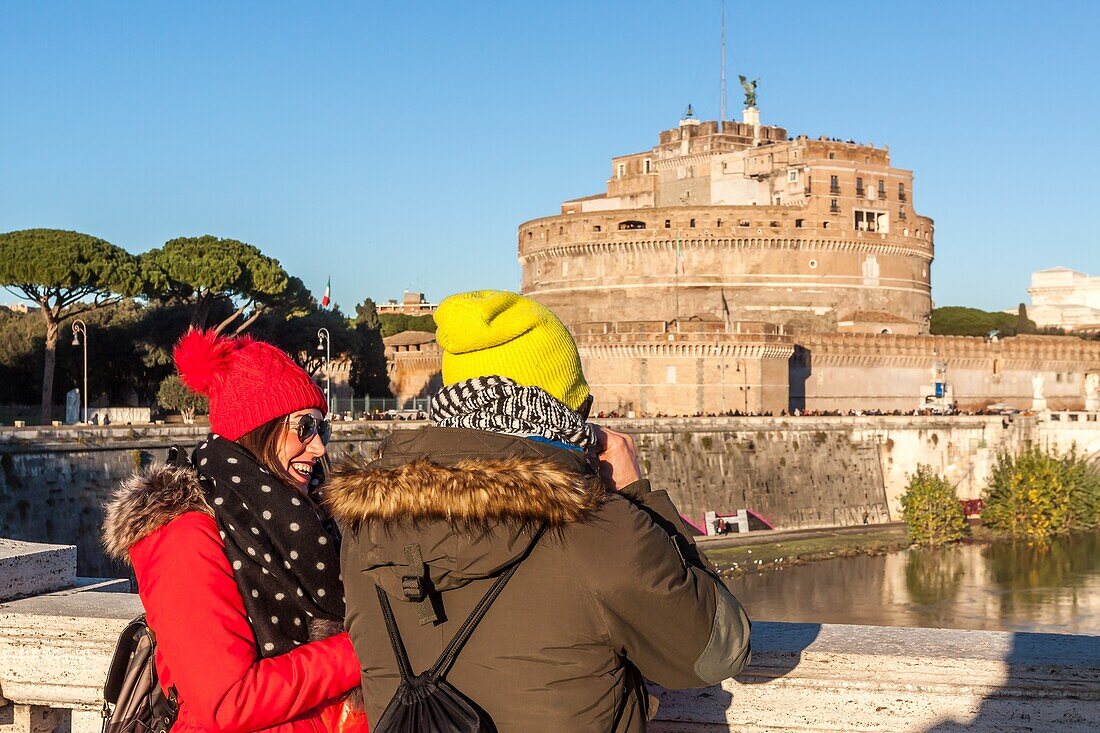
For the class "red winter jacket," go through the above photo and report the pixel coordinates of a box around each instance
[104,465,363,733]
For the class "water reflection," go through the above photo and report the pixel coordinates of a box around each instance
[724,530,1100,634]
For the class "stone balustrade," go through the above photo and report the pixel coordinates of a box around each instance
[2,556,1098,733]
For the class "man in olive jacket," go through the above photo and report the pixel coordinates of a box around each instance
[326,291,750,732]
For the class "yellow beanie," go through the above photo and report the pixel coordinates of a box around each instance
[434,290,589,411]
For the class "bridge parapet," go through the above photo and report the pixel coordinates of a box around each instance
[1,564,1097,733]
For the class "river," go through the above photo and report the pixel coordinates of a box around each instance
[724,530,1100,635]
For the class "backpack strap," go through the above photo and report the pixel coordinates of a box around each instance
[103,615,149,703]
[376,586,416,684]
[375,525,546,684]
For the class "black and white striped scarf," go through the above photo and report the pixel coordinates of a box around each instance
[429,376,594,450]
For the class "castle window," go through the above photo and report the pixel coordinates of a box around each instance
[830,175,840,194]
[618,220,646,230]
[616,163,625,178]
[899,208,908,221]
[526,231,533,239]
[690,218,696,228]
[559,225,563,234]
[665,219,671,228]
[795,219,804,228]
[899,183,907,202]
[787,169,799,183]
[823,221,830,228]
[739,220,750,227]
[878,180,887,198]
[856,177,865,197]
[854,209,889,233]
[643,158,652,174]
[716,219,722,228]
[593,225,602,232]
[830,198,840,213]
[828,152,836,160]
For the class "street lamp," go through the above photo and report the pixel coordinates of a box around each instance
[71,319,88,424]
[316,327,331,413]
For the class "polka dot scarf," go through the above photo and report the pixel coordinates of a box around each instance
[194,434,345,657]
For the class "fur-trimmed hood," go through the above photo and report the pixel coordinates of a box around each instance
[102,463,212,562]
[325,427,605,530]
[324,426,606,594]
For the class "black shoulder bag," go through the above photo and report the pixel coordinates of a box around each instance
[372,530,543,733]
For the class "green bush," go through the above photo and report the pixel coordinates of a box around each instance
[900,465,969,546]
[982,447,1100,540]
[156,375,208,424]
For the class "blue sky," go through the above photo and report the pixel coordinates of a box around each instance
[2,1,1097,312]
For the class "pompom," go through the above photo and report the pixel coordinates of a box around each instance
[173,329,247,395]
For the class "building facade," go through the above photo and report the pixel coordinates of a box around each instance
[1027,268,1100,333]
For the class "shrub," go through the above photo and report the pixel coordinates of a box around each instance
[900,465,968,546]
[156,375,208,424]
[982,447,1100,539]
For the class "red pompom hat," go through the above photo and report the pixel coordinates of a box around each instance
[173,329,327,441]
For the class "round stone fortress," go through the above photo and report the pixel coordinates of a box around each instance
[519,111,934,337]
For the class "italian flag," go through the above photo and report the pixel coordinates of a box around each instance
[676,240,685,275]
[320,277,331,308]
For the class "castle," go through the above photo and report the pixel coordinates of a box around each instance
[507,106,1100,416]
[519,109,932,337]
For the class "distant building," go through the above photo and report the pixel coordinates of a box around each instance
[377,291,437,316]
[383,330,441,406]
[2,303,39,314]
[1027,268,1100,333]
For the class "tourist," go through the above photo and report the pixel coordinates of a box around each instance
[326,290,751,731]
[103,329,364,733]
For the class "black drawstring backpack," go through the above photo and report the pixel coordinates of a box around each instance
[101,615,179,733]
[372,531,543,733]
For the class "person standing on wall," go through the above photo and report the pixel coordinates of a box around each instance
[326,290,751,732]
[103,329,366,733]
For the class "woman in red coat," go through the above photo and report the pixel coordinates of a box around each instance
[104,329,365,733]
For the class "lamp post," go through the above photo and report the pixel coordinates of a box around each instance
[71,319,88,424]
[316,328,331,413]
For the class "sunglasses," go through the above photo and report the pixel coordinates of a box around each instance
[286,413,331,445]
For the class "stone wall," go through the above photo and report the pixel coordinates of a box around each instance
[0,425,390,577]
[2,415,1096,577]
[798,332,1100,412]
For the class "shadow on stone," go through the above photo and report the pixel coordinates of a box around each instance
[922,630,1100,732]
[738,621,821,682]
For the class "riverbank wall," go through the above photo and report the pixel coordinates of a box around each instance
[3,413,1097,576]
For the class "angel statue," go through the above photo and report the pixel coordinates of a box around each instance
[738,75,758,108]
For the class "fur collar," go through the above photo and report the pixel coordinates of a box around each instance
[325,439,605,531]
[102,464,212,562]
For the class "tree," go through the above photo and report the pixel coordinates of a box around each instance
[899,465,968,546]
[157,374,208,424]
[350,299,390,398]
[1015,303,1037,335]
[379,312,436,338]
[0,229,142,422]
[141,235,311,335]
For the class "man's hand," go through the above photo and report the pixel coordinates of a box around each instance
[591,425,643,490]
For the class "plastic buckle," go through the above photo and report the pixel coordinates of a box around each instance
[401,575,425,602]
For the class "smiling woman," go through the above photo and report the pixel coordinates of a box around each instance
[102,329,366,733]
